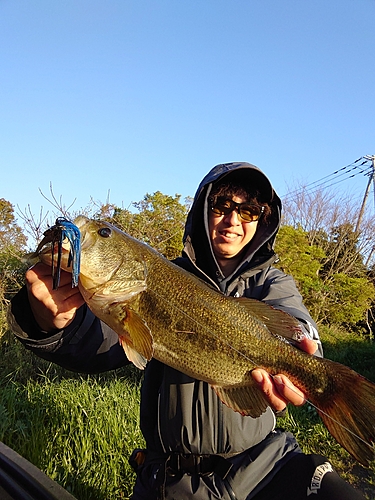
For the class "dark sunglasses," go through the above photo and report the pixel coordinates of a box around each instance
[209,197,264,222]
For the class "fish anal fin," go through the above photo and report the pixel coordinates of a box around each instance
[235,297,303,342]
[212,381,268,417]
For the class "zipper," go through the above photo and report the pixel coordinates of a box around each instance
[157,387,167,453]
[224,479,238,500]
[217,395,224,454]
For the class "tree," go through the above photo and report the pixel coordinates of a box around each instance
[275,225,326,322]
[95,192,192,260]
[321,273,375,326]
[282,183,375,271]
[279,184,375,330]
[275,224,375,327]
[0,198,27,250]
[0,199,28,337]
[275,225,325,298]
[318,223,367,278]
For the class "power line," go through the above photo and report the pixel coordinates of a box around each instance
[285,159,372,197]
[282,156,374,199]
[355,155,375,233]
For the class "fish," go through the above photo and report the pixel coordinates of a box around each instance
[36,215,375,467]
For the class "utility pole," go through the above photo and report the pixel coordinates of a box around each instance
[355,155,375,234]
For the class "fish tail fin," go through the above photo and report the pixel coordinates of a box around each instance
[313,361,375,467]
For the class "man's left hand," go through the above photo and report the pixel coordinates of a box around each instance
[251,337,317,411]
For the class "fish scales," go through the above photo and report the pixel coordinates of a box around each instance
[136,247,328,393]
[36,216,375,467]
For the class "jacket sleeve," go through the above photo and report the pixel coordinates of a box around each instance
[259,267,323,357]
[8,286,129,373]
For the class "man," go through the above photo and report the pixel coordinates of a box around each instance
[9,162,365,499]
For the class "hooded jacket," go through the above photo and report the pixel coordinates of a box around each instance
[9,162,321,499]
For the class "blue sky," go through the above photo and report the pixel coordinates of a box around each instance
[1,0,375,229]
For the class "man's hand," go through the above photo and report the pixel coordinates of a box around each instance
[26,262,85,332]
[251,337,318,411]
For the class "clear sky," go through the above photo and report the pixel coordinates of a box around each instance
[1,0,375,230]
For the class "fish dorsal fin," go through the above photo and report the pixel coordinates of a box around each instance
[116,306,154,369]
[235,297,303,342]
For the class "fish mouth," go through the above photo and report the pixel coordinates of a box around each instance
[32,217,82,288]
[36,216,90,257]
[33,217,84,263]
[36,215,116,287]
[36,214,106,261]
[73,215,92,251]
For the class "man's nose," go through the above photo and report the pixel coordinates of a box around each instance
[223,208,241,224]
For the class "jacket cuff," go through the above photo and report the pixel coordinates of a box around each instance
[8,286,51,340]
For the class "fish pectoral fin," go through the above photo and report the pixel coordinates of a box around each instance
[118,306,154,368]
[119,338,148,370]
[212,380,269,417]
[235,297,303,342]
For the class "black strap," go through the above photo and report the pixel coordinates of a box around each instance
[166,453,233,479]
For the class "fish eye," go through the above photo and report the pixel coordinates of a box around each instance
[98,227,112,238]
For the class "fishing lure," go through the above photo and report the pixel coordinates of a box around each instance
[35,218,81,289]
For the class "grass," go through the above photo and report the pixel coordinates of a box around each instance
[0,332,144,499]
[1,327,375,499]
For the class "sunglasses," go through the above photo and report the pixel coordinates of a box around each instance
[209,197,264,222]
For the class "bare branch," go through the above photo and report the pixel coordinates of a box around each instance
[38,182,76,217]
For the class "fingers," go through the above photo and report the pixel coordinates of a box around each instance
[298,336,318,355]
[26,262,72,288]
[252,369,306,411]
[251,333,315,411]
[25,262,84,332]
[27,263,77,299]
[272,374,306,406]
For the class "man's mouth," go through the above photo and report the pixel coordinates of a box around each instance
[220,231,239,239]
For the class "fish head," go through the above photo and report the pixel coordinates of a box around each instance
[73,215,126,291]
[38,215,147,300]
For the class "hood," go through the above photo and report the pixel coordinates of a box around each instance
[182,162,282,284]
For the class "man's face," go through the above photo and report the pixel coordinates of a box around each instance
[208,194,259,271]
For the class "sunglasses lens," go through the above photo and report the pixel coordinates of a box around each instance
[239,205,262,222]
[210,198,263,222]
[211,199,232,216]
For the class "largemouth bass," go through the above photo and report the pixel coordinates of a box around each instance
[37,216,375,467]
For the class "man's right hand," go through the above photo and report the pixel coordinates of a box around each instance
[26,262,85,333]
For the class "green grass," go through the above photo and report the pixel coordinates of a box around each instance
[0,332,144,499]
[1,327,375,499]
